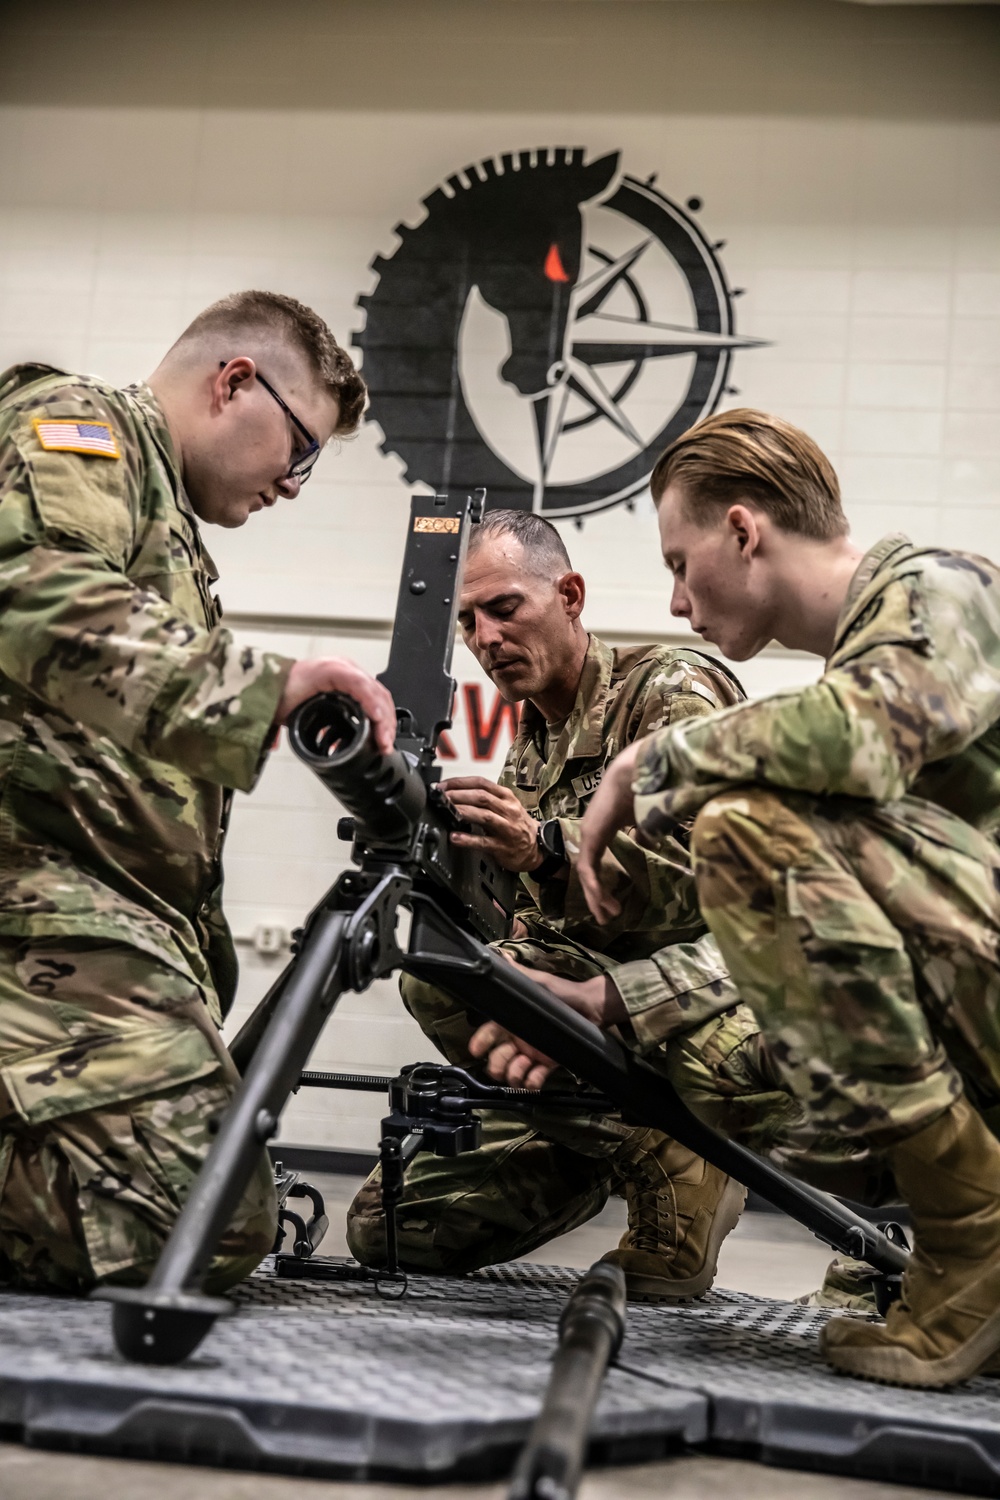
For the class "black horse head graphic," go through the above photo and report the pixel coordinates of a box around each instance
[356,148,757,517]
[442,149,620,397]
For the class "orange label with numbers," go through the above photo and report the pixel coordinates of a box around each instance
[413,516,460,533]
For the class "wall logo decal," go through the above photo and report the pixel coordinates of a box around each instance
[355,148,763,519]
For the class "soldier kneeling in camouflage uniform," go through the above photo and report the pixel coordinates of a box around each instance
[0,291,397,1294]
[562,408,1000,1386]
[347,509,813,1300]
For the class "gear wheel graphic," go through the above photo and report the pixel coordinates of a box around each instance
[355,148,760,519]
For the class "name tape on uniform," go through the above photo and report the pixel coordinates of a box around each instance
[571,769,603,799]
[32,419,121,459]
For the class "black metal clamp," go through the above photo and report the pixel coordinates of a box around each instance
[275,1063,618,1295]
[272,1163,329,1260]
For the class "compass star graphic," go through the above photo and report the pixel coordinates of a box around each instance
[530,234,762,509]
[356,148,767,520]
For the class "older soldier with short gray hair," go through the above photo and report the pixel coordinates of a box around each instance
[347,510,811,1298]
[0,291,396,1294]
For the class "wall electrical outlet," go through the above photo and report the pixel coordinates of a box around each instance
[252,924,290,956]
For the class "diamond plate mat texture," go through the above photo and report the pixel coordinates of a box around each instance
[0,1261,999,1491]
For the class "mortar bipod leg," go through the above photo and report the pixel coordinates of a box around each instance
[377,1127,424,1293]
[403,894,909,1281]
[228,958,296,1076]
[96,905,352,1365]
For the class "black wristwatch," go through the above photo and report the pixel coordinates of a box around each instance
[533,818,567,882]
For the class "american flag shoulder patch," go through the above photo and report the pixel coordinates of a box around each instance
[32,418,121,459]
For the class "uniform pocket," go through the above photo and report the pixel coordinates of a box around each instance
[133,524,216,629]
[786,867,904,950]
[0,1017,220,1126]
[781,864,936,1078]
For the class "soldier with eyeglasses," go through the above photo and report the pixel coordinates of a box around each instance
[0,290,395,1295]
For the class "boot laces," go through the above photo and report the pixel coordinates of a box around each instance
[624,1181,675,1254]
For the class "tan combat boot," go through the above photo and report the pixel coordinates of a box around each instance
[820,1095,1000,1388]
[601,1132,746,1302]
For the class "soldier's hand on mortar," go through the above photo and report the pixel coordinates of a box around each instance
[469,1022,556,1090]
[468,960,627,1089]
[277,659,397,754]
[442,777,544,872]
[577,742,642,924]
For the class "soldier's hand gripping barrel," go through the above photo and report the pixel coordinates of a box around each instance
[288,692,426,846]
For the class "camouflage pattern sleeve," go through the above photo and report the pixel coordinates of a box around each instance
[538,654,743,949]
[608,930,740,1050]
[632,557,1000,838]
[0,410,292,793]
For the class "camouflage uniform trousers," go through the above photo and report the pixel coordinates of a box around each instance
[690,787,1000,1152]
[0,936,277,1294]
[346,933,825,1274]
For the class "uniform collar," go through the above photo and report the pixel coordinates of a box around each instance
[842,534,914,613]
[833,533,916,654]
[126,382,219,580]
[125,382,199,525]
[516,634,613,764]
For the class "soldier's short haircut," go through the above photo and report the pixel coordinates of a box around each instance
[469,508,573,577]
[650,408,848,541]
[174,290,367,436]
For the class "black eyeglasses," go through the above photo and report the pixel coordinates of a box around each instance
[219,362,322,484]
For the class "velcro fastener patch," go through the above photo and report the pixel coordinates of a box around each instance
[32,417,121,459]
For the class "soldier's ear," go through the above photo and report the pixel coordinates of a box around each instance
[558,570,586,620]
[726,504,763,562]
[214,357,256,410]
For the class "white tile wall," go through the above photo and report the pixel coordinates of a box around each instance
[0,41,997,1150]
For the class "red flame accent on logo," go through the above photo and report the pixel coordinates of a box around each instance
[544,243,570,283]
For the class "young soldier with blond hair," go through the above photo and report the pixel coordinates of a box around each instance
[563,408,1000,1387]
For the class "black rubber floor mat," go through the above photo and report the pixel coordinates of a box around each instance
[618,1288,1000,1495]
[2,1264,999,1490]
[0,1261,704,1479]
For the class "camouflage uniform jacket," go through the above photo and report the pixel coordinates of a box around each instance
[633,533,1000,840]
[0,365,294,1022]
[500,633,745,1039]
